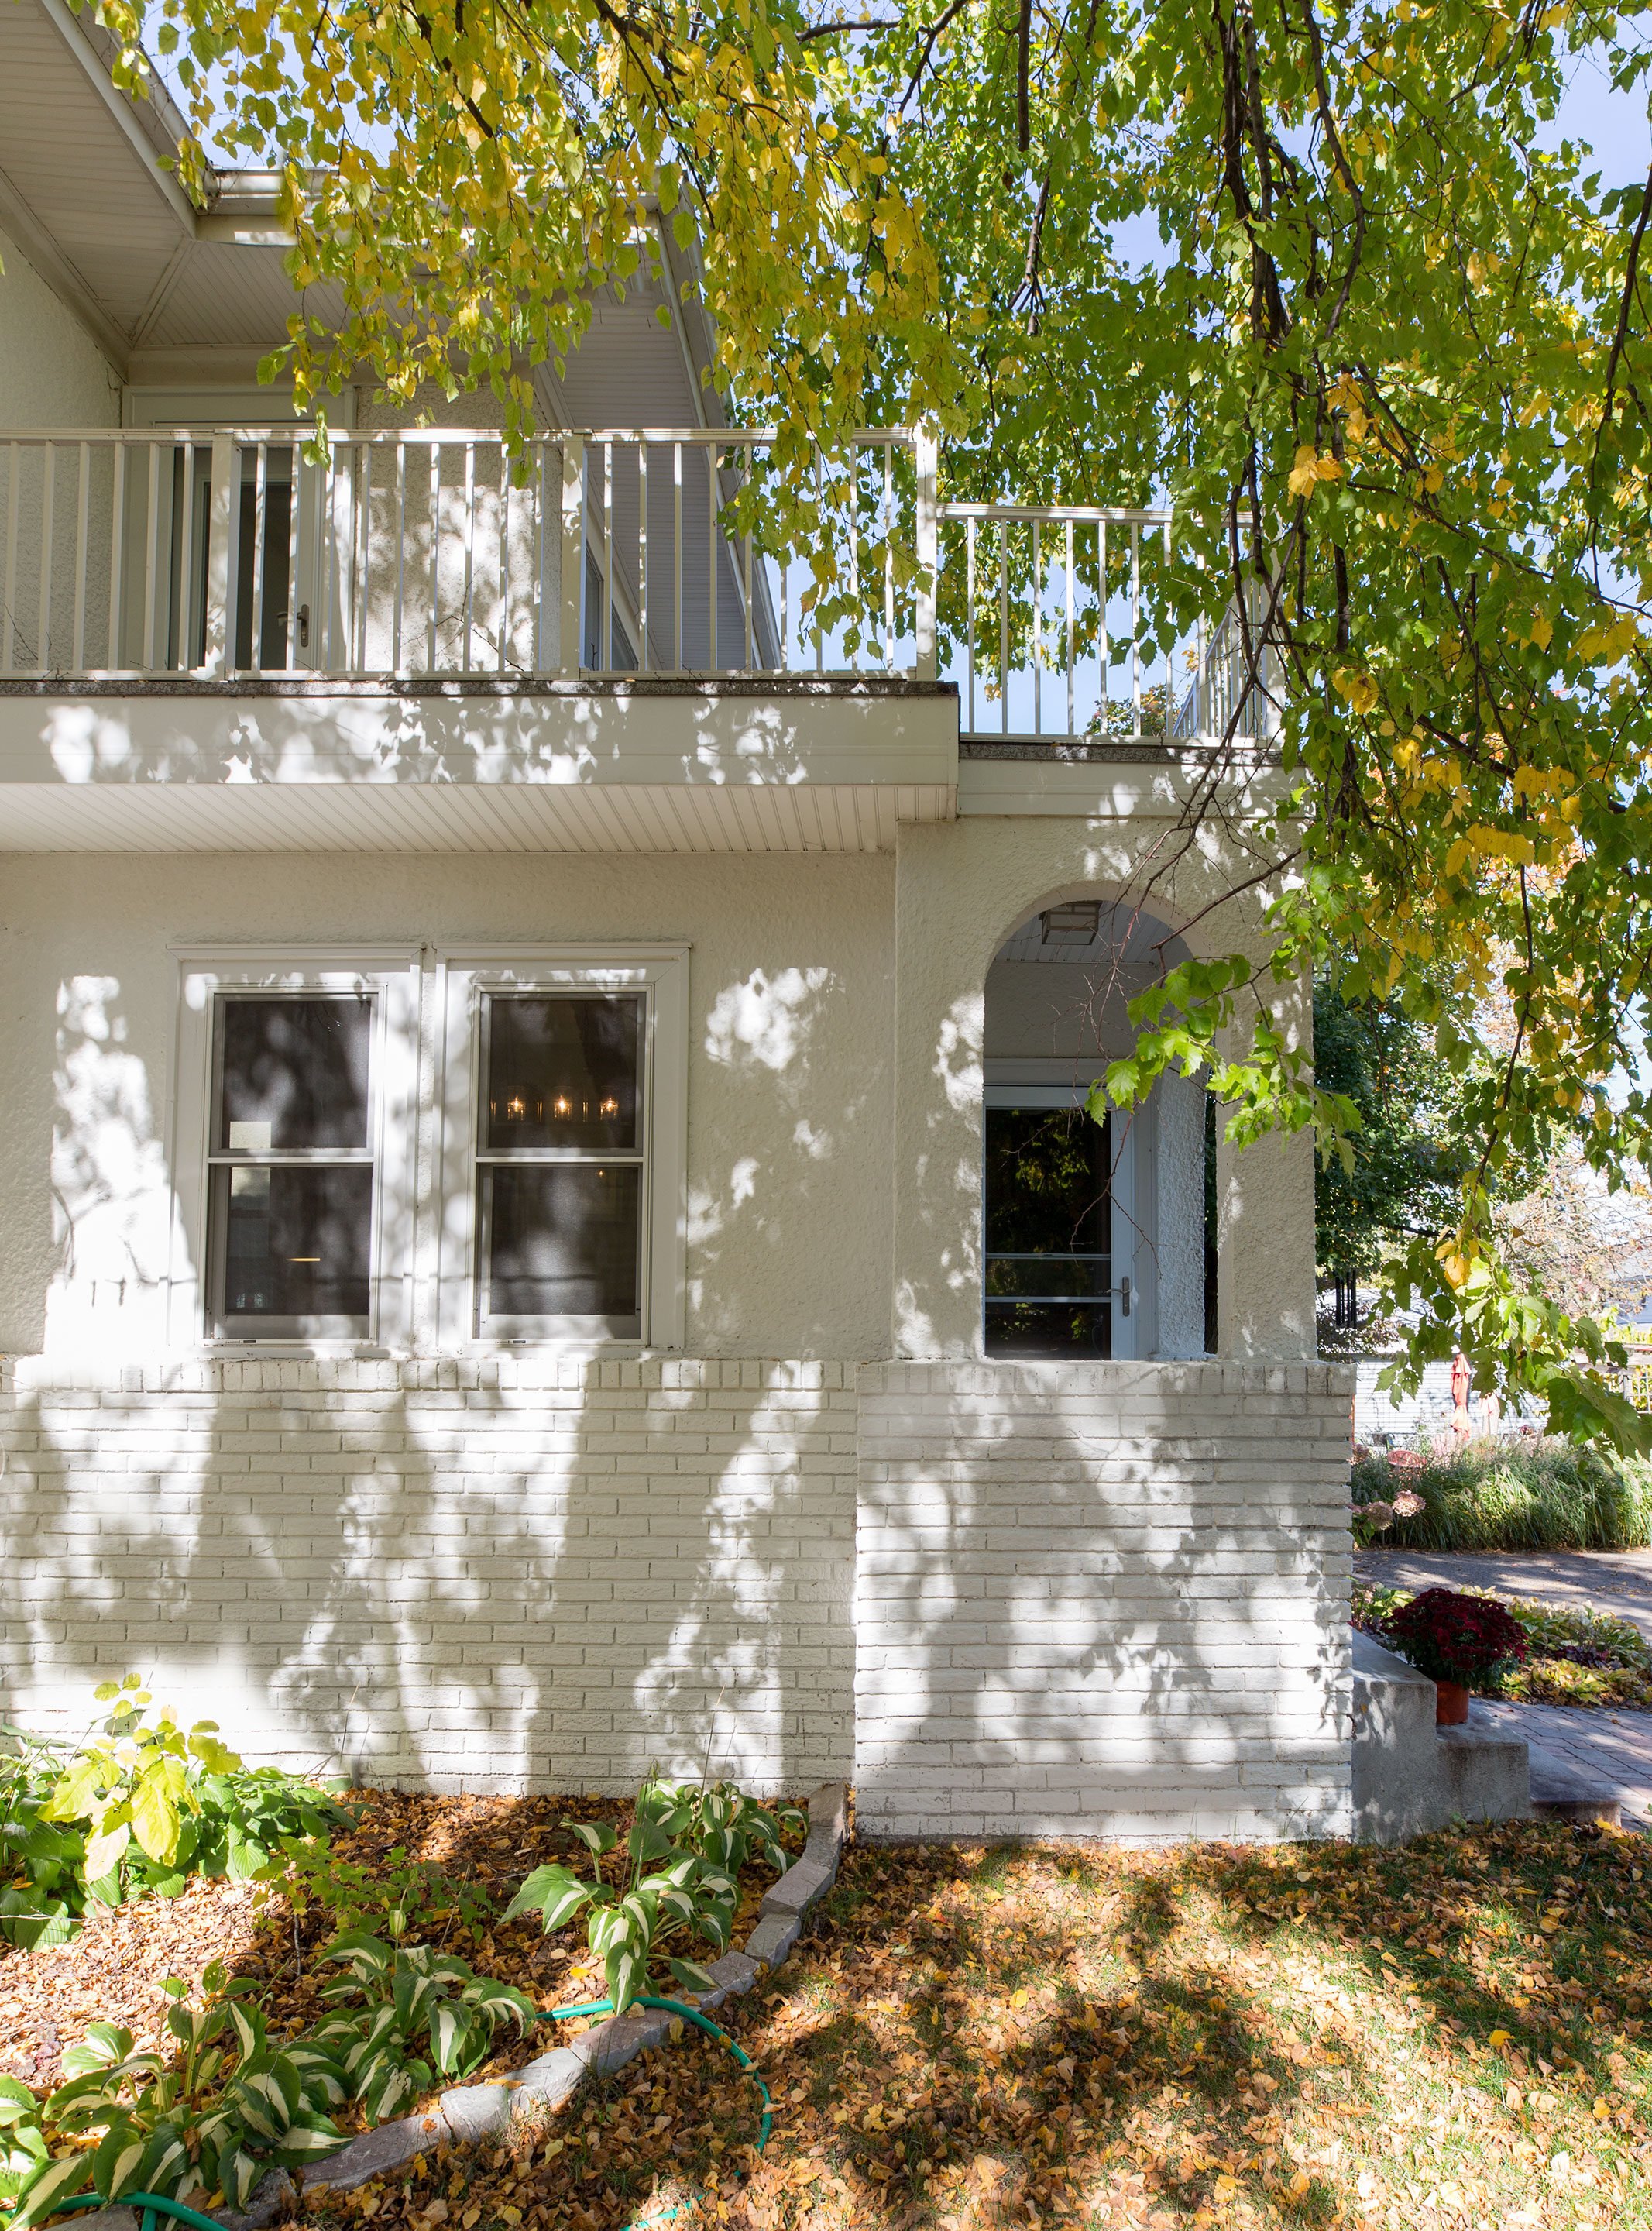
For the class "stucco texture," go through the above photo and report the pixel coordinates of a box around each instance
[0,228,119,431]
[0,849,895,1359]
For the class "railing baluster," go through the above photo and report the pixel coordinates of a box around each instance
[107,440,125,670]
[461,442,476,675]
[707,445,719,673]
[248,441,268,672]
[1032,517,1042,737]
[393,440,406,673]
[284,441,301,670]
[966,517,976,733]
[2,443,18,675]
[143,441,160,671]
[673,439,682,672]
[743,467,754,673]
[427,445,441,674]
[604,439,615,673]
[1065,520,1074,737]
[815,447,825,675]
[174,439,196,672]
[1131,522,1141,737]
[998,522,1009,737]
[878,439,887,669]
[497,452,510,675]
[71,441,90,672]
[639,441,649,673]
[847,444,860,675]
[36,441,54,675]
[1097,521,1108,728]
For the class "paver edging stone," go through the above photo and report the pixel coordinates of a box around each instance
[178,1782,843,2231]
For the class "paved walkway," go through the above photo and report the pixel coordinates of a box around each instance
[1356,1549,1652,1829]
[1355,1547,1652,1643]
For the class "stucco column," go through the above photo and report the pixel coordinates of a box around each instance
[1214,968,1317,1360]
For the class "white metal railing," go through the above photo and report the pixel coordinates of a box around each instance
[0,426,1264,744]
[1171,590,1280,743]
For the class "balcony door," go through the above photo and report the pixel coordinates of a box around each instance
[983,1077,1149,1360]
[121,396,325,673]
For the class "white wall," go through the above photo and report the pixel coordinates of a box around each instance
[0,226,120,431]
[0,849,895,1360]
[856,1360,1352,1843]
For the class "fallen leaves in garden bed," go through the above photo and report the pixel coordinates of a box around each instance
[308,1821,1652,2231]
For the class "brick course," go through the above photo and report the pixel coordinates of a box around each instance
[0,1355,1353,1837]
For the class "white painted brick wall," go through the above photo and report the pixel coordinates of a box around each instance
[2,1355,1355,1836]
[0,1357,857,1796]
[855,1360,1355,1844]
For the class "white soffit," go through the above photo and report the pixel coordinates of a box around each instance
[0,779,950,853]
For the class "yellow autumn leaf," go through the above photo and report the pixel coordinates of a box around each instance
[1465,825,1536,865]
[1288,443,1343,499]
[1576,613,1640,662]
[1334,668,1379,714]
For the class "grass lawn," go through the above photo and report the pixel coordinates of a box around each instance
[304,1820,1652,2231]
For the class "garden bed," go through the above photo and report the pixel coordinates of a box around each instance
[302,1823,1652,2231]
[1354,1582,1652,1710]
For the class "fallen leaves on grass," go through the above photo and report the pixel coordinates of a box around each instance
[315,1821,1652,2231]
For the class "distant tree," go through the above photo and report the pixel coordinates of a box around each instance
[1313,981,1468,1287]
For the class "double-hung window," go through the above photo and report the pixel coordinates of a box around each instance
[438,950,688,1348]
[171,953,418,1347]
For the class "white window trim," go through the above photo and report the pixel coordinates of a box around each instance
[434,946,689,1353]
[167,947,421,1353]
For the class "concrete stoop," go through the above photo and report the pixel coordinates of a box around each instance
[1352,1628,1534,1844]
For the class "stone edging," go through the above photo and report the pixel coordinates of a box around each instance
[77,1786,850,2231]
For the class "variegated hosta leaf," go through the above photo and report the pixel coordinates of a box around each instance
[462,1982,534,2035]
[503,1864,595,1933]
[228,2001,268,2063]
[60,2025,136,2078]
[562,1820,616,1858]
[89,2123,146,2201]
[270,2112,349,2164]
[10,2151,99,2230]
[320,1929,394,1979]
[427,2002,476,2079]
[604,1943,644,2016]
[665,1958,719,1996]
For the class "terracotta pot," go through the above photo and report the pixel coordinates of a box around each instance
[1435,1679,1470,1727]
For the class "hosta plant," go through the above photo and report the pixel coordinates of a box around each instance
[503,1779,801,2015]
[311,1932,536,2119]
[0,2076,47,2206]
[7,1967,350,2229]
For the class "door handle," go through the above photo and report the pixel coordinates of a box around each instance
[297,602,311,647]
[1116,1276,1131,1318]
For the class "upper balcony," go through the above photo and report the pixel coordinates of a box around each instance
[0,425,1276,851]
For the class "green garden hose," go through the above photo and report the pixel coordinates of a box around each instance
[54,2188,226,2231]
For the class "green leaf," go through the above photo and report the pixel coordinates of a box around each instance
[503,1864,594,1932]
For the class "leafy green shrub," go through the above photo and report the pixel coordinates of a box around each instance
[270,1840,494,1948]
[504,1779,804,2014]
[311,1932,536,2119]
[1351,1435,1652,1551]
[1,1677,352,1947]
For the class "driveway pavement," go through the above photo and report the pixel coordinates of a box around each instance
[1355,1549,1652,1830]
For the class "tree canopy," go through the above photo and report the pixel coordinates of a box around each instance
[83,0,1652,1442]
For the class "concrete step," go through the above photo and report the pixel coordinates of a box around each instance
[1527,1745,1623,1826]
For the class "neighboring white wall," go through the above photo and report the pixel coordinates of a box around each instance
[0,849,895,1360]
[0,1354,857,1794]
[0,226,121,430]
[856,1360,1353,1843]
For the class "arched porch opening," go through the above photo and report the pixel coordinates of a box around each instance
[982,895,1211,1360]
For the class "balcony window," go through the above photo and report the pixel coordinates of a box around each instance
[205,993,377,1337]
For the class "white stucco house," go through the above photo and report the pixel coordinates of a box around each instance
[0,0,1351,1844]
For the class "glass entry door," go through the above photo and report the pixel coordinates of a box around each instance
[984,1088,1135,1358]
